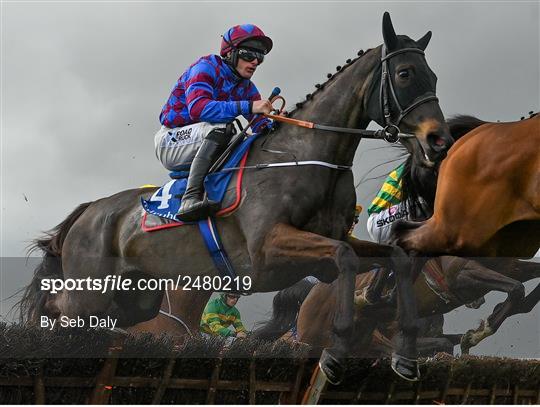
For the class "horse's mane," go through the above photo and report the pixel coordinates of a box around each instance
[446,115,487,140]
[287,48,374,116]
[446,112,538,140]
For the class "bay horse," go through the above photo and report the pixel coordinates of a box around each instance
[253,255,539,356]
[254,114,539,355]
[392,114,540,343]
[394,113,539,258]
[20,13,453,383]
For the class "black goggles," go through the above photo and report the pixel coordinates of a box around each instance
[237,48,265,64]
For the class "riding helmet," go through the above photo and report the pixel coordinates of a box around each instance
[220,24,273,56]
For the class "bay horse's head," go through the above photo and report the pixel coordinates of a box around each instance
[366,12,454,167]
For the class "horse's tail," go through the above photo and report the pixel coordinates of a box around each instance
[252,278,317,341]
[18,202,93,324]
[447,114,488,140]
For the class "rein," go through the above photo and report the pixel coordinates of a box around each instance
[264,46,439,144]
[265,113,413,143]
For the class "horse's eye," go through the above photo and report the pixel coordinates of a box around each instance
[398,69,410,78]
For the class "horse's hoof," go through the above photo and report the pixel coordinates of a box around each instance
[319,348,345,385]
[391,353,420,382]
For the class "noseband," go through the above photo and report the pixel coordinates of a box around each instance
[379,45,440,141]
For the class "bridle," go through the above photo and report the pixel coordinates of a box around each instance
[379,45,439,140]
[263,44,440,144]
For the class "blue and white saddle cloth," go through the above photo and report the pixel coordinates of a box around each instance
[141,134,260,220]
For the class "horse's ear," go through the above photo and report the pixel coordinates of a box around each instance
[382,12,398,51]
[417,31,432,51]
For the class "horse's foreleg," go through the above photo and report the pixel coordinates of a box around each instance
[454,264,526,354]
[347,236,421,381]
[261,223,360,384]
[389,249,422,381]
[319,246,357,385]
[346,236,394,305]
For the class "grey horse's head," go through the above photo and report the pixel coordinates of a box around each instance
[367,12,454,167]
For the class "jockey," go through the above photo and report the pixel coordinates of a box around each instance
[200,293,247,339]
[361,162,428,305]
[155,24,274,222]
[366,163,430,243]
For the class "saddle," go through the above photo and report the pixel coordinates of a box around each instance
[141,132,260,231]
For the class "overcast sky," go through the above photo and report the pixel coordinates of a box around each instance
[1,1,538,357]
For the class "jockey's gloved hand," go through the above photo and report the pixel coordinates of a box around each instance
[252,99,273,114]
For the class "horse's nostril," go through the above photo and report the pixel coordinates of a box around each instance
[428,133,448,151]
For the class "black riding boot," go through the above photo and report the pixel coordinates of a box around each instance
[176,138,223,222]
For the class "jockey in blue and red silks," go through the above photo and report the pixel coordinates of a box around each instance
[154,24,274,222]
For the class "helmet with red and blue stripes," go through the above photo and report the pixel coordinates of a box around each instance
[220,24,273,57]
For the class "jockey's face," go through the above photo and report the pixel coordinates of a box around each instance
[225,295,240,307]
[235,53,261,79]
[236,48,264,79]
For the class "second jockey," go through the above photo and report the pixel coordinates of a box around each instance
[154,24,274,222]
[366,162,430,243]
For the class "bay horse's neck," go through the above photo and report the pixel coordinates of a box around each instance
[270,47,381,166]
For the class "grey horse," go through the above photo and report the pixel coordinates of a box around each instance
[21,13,453,383]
